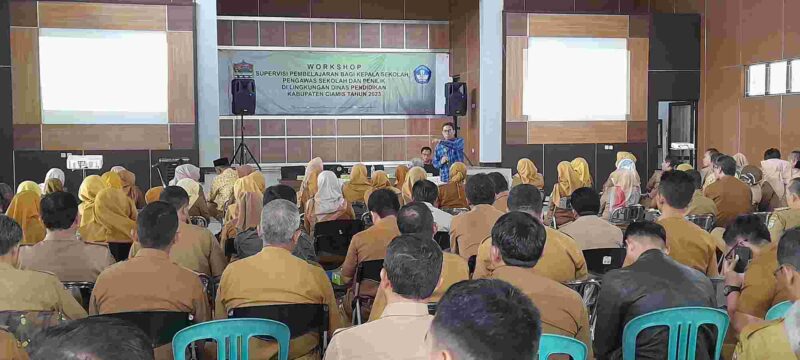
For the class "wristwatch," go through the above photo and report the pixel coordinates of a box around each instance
[723,285,742,296]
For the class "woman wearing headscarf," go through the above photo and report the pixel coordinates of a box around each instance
[511,158,544,189]
[676,163,694,172]
[78,175,107,227]
[113,168,146,209]
[400,167,429,205]
[546,162,582,227]
[437,163,469,209]
[6,191,46,244]
[44,178,64,194]
[571,157,593,188]
[169,164,201,186]
[144,187,164,205]
[342,164,371,204]
[394,165,409,189]
[303,170,354,234]
[177,178,212,224]
[298,158,324,213]
[16,181,42,197]
[0,183,13,214]
[101,171,123,190]
[741,165,782,212]
[39,168,65,193]
[225,172,267,223]
[601,152,639,192]
[236,164,255,178]
[603,169,642,219]
[363,170,402,204]
[79,188,137,258]
[220,191,263,261]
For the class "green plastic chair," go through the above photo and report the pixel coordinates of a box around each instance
[539,334,587,360]
[622,307,729,360]
[171,318,290,360]
[766,301,793,321]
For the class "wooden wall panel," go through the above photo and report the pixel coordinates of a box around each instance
[739,96,780,163]
[528,121,628,144]
[39,2,167,31]
[740,0,782,64]
[505,37,527,123]
[42,125,169,150]
[628,38,648,121]
[705,0,739,69]
[781,96,800,157]
[704,67,741,154]
[529,14,629,38]
[10,28,40,125]
[168,32,195,124]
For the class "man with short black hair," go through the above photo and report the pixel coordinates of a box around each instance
[449,174,505,259]
[655,171,720,276]
[19,192,115,282]
[412,180,452,232]
[0,215,87,320]
[129,186,226,277]
[488,211,592,357]
[428,279,542,360]
[341,188,402,283]
[421,146,439,176]
[90,202,210,359]
[560,187,623,250]
[473,184,587,281]
[488,172,510,212]
[28,317,154,360]
[595,221,716,359]
[704,155,753,227]
[767,178,800,242]
[701,148,721,188]
[764,148,782,160]
[685,170,719,217]
[325,235,443,359]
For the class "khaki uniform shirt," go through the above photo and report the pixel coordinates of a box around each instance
[490,265,593,359]
[560,215,624,250]
[130,222,226,277]
[368,251,468,322]
[325,303,432,360]
[657,216,719,276]
[768,208,800,244]
[18,235,115,282]
[738,242,791,319]
[704,176,753,228]
[493,192,509,213]
[341,216,401,281]
[215,247,345,359]
[733,320,795,360]
[473,228,588,282]
[686,190,719,217]
[0,328,27,360]
[450,204,505,259]
[0,262,87,320]
[437,182,468,209]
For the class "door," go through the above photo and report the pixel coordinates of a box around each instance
[667,102,697,168]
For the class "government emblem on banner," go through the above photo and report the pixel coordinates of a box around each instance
[414,65,432,84]
[233,61,254,79]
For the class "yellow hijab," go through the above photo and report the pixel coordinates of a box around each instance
[394,165,409,188]
[145,187,164,204]
[370,171,392,190]
[6,191,46,245]
[101,171,123,190]
[402,167,429,202]
[298,158,323,206]
[177,178,201,209]
[449,162,467,184]
[516,159,544,189]
[44,178,64,194]
[81,188,136,242]
[551,161,581,205]
[342,164,372,203]
[16,181,41,197]
[234,172,267,200]
[78,175,108,227]
[616,152,637,166]
[116,170,138,201]
[570,158,592,188]
[676,163,694,172]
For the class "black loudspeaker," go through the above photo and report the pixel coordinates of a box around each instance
[231,78,256,115]
[445,82,467,116]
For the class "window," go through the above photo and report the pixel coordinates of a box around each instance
[792,59,800,93]
[768,61,788,95]
[747,64,766,96]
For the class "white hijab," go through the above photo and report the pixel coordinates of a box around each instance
[314,171,345,215]
[40,168,65,192]
[169,164,201,186]
[761,158,792,199]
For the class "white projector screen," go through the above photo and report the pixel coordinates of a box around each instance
[523,37,629,121]
[39,28,169,125]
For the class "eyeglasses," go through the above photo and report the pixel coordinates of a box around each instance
[442,129,454,133]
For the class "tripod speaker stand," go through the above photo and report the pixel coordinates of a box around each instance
[230,77,262,171]
[231,114,261,171]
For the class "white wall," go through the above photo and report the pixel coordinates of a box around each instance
[196,0,220,167]
[479,0,503,163]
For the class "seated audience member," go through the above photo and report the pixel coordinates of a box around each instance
[342,164,371,204]
[17,180,42,197]
[789,150,800,178]
[761,148,792,207]
[488,172,510,212]
[685,170,720,217]
[208,157,237,220]
[263,184,317,262]
[644,155,679,205]
[740,165,783,212]
[571,157,593,188]
[437,163,469,209]
[594,221,716,359]
[78,175,106,226]
[303,170,355,234]
[410,157,425,168]
[44,178,63,195]
[450,174,505,259]
[473,184,587,282]
[169,163,200,186]
[402,167,428,205]
[129,187,225,277]
[733,153,749,175]
[101,171,123,190]
[0,216,87,320]
[364,170,402,205]
[18,192,115,282]
[412,180,453,233]
[677,163,694,171]
[325,234,443,360]
[768,179,800,242]
[603,163,641,219]
[222,171,267,235]
[90,202,210,360]
[655,171,720,276]
[735,229,800,359]
[28,317,153,360]
[722,215,790,334]
[6,190,46,244]
[547,161,581,226]
[0,327,26,360]
[704,155,753,228]
[421,146,440,176]
[220,190,263,261]
[176,178,212,223]
[0,183,13,214]
[394,164,409,189]
[601,151,639,192]
[112,168,145,209]
[488,211,592,357]
[79,188,137,244]
[341,189,401,284]
[560,187,623,250]
[511,158,544,189]
[428,279,542,360]
[144,186,163,205]
[39,168,65,193]
[216,199,344,359]
[368,202,468,321]
[298,158,324,213]
[700,148,721,189]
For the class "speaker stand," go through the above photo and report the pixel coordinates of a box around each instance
[231,114,262,171]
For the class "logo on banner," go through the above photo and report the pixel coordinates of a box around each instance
[233,61,254,78]
[414,65,432,84]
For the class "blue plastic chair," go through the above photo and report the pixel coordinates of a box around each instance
[172,318,290,360]
[539,334,587,360]
[766,301,793,321]
[622,307,729,360]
